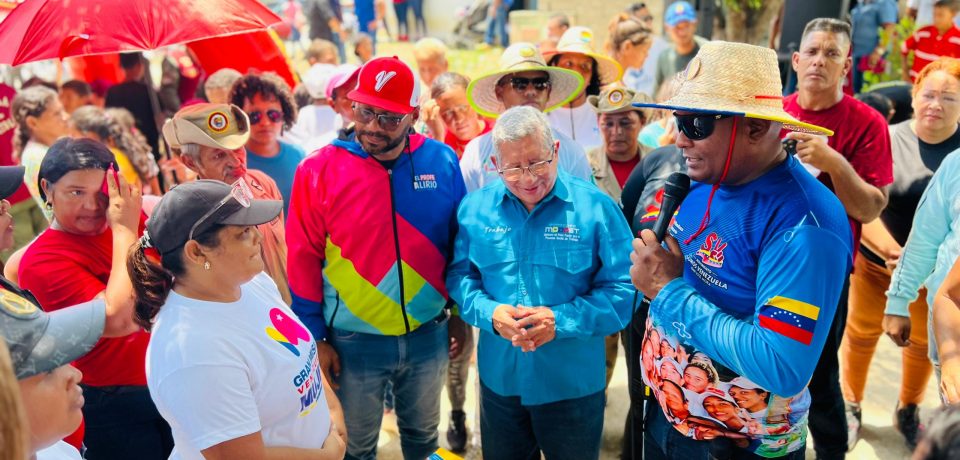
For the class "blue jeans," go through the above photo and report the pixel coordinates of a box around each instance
[80,385,173,460]
[330,33,347,64]
[644,408,805,460]
[479,382,604,460]
[484,4,509,47]
[393,1,409,37]
[330,314,449,460]
[409,0,426,37]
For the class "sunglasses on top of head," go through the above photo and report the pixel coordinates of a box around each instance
[673,113,733,141]
[248,109,283,125]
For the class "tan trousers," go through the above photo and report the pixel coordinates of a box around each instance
[840,255,932,405]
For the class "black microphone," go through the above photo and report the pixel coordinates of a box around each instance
[651,172,691,242]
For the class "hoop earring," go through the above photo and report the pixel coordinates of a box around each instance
[44,201,53,211]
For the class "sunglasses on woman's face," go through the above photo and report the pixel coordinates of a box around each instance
[248,109,283,125]
[674,113,732,141]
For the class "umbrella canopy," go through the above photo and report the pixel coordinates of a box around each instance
[187,29,298,88]
[0,0,282,66]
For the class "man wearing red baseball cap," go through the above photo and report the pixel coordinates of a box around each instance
[287,56,467,460]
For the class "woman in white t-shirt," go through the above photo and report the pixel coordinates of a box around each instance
[127,179,346,460]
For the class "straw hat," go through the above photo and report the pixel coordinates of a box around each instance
[634,41,833,136]
[467,43,584,119]
[588,86,653,121]
[543,26,624,85]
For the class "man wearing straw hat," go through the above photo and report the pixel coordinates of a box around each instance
[544,26,625,150]
[462,42,593,192]
[783,18,893,458]
[630,41,853,459]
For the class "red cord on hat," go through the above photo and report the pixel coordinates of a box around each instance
[684,117,737,245]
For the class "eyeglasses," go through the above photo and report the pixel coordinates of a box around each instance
[498,158,554,182]
[674,113,732,141]
[502,77,552,92]
[440,104,473,123]
[188,178,253,241]
[353,105,408,130]
[639,15,654,23]
[248,109,283,125]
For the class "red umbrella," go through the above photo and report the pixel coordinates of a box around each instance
[0,0,283,66]
[187,30,299,88]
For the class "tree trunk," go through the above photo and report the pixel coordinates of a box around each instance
[715,0,784,46]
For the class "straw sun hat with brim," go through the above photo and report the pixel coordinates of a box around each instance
[467,42,584,119]
[543,26,624,85]
[633,41,834,136]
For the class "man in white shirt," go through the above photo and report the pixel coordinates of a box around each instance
[463,42,593,192]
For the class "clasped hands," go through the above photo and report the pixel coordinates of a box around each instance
[492,305,556,352]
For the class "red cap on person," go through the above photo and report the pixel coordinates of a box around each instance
[348,56,421,114]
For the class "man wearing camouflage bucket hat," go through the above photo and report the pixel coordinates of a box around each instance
[461,42,593,192]
[163,103,292,305]
[629,41,853,459]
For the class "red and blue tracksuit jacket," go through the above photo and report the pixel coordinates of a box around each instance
[286,133,467,339]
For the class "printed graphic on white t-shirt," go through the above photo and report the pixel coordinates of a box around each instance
[147,273,332,459]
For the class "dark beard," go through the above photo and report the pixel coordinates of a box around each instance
[358,129,407,157]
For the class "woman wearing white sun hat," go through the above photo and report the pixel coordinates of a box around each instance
[543,26,625,151]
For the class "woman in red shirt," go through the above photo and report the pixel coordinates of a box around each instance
[17,137,172,459]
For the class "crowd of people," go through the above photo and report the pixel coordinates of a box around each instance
[6,1,960,460]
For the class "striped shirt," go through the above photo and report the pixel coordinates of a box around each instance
[902,25,960,81]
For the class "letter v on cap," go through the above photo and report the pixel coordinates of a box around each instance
[375,71,397,92]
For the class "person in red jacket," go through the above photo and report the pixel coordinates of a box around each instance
[902,0,960,81]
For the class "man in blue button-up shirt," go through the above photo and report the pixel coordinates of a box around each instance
[447,106,634,460]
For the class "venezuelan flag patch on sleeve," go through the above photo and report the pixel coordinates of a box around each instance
[758,296,820,345]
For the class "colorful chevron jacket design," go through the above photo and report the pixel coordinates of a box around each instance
[286,133,466,339]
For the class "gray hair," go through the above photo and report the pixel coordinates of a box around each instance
[491,106,554,165]
[177,143,201,159]
[204,68,243,94]
[430,72,470,100]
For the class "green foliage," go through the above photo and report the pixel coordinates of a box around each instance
[862,16,916,92]
[723,0,763,14]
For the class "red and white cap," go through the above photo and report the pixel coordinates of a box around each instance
[348,56,420,114]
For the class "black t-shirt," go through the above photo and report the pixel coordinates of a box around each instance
[880,121,960,248]
[620,145,686,237]
[105,81,160,157]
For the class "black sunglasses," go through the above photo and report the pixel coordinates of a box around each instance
[249,109,283,125]
[674,113,732,141]
[503,76,552,92]
[353,105,408,130]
